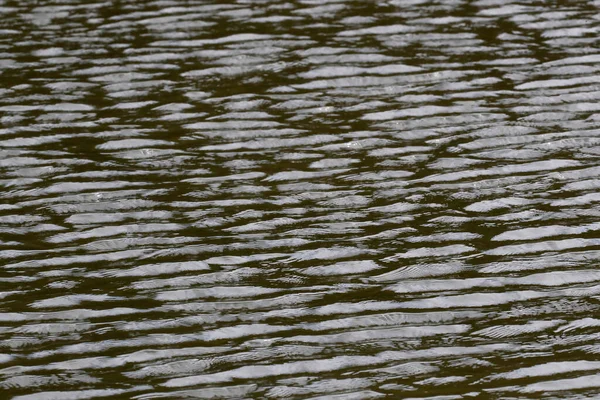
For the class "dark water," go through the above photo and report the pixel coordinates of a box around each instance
[2,0,600,398]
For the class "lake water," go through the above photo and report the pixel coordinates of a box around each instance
[2,0,600,398]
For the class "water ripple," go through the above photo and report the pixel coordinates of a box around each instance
[2,0,600,398]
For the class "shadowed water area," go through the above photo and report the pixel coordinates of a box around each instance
[2,0,600,398]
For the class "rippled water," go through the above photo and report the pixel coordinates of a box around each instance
[2,0,600,398]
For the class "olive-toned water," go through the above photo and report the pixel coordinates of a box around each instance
[2,0,600,398]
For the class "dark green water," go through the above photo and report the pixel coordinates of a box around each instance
[2,0,600,398]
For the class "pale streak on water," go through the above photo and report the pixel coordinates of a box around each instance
[1,0,600,398]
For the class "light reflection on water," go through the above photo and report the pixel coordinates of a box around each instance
[2,0,600,398]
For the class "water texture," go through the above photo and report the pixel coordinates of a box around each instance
[2,0,600,398]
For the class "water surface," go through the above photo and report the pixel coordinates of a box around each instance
[2,0,600,398]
